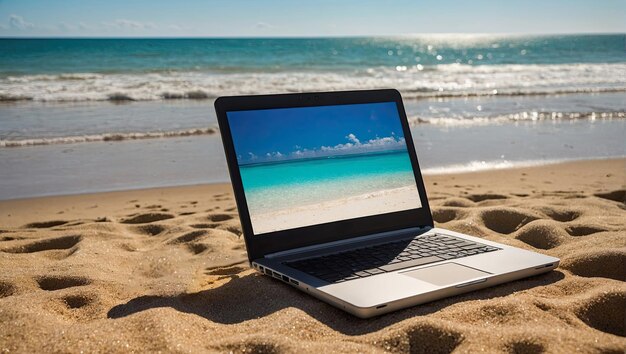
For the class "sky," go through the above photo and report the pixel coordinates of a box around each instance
[0,0,624,37]
[227,102,407,164]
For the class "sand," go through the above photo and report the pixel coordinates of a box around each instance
[0,158,624,353]
[251,185,422,234]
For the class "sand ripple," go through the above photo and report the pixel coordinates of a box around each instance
[0,172,624,352]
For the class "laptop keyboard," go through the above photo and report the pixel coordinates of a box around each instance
[285,233,500,283]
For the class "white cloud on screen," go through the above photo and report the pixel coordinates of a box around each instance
[255,22,274,29]
[346,133,360,144]
[9,14,34,30]
[239,133,406,164]
[102,19,155,30]
[318,133,405,155]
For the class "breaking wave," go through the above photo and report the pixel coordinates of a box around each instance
[421,157,626,175]
[408,111,626,126]
[1,63,625,102]
[1,110,624,148]
[0,127,218,148]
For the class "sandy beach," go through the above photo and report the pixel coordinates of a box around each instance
[251,185,421,234]
[0,158,624,352]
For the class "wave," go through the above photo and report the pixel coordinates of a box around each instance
[1,110,623,148]
[408,111,626,126]
[421,157,626,175]
[1,63,625,102]
[0,127,218,148]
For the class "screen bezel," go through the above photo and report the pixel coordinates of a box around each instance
[215,89,433,261]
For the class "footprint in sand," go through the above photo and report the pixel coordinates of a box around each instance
[480,208,540,234]
[60,293,95,309]
[0,235,24,242]
[168,230,208,244]
[575,291,625,337]
[594,189,626,204]
[167,230,212,255]
[561,250,626,281]
[431,208,464,224]
[466,193,508,203]
[565,225,607,237]
[374,323,463,354]
[120,213,174,224]
[0,281,18,298]
[2,235,81,254]
[540,207,581,222]
[207,214,234,222]
[36,275,91,291]
[131,224,166,236]
[190,223,220,229]
[23,220,68,228]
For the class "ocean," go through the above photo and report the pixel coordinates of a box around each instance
[0,35,624,200]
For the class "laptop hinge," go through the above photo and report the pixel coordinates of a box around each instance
[265,226,432,259]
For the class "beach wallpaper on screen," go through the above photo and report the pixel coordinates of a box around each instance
[227,102,421,234]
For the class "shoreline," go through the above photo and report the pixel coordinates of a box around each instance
[0,156,623,203]
[1,157,623,228]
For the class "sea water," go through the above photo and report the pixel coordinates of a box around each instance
[0,35,624,199]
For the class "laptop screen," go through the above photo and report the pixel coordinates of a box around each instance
[226,102,422,235]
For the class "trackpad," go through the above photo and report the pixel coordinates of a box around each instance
[402,263,490,286]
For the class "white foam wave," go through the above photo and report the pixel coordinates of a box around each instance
[1,63,625,102]
[422,156,626,175]
[409,111,626,127]
[422,159,568,175]
[0,127,218,148]
[1,111,623,148]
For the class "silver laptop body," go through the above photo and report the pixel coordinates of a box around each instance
[215,89,559,318]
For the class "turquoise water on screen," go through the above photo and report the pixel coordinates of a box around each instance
[239,150,418,213]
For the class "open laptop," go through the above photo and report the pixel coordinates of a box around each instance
[214,89,559,318]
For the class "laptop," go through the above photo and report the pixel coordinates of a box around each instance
[214,89,559,318]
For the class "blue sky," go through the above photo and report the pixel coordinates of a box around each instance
[0,0,624,37]
[227,102,407,164]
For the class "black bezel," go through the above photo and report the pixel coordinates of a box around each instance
[214,89,433,261]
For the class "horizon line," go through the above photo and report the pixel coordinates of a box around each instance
[238,148,407,167]
[0,32,624,40]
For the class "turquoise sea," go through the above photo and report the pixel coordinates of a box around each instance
[239,151,416,213]
[0,35,624,199]
[1,35,625,104]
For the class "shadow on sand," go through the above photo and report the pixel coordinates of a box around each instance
[107,269,564,335]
